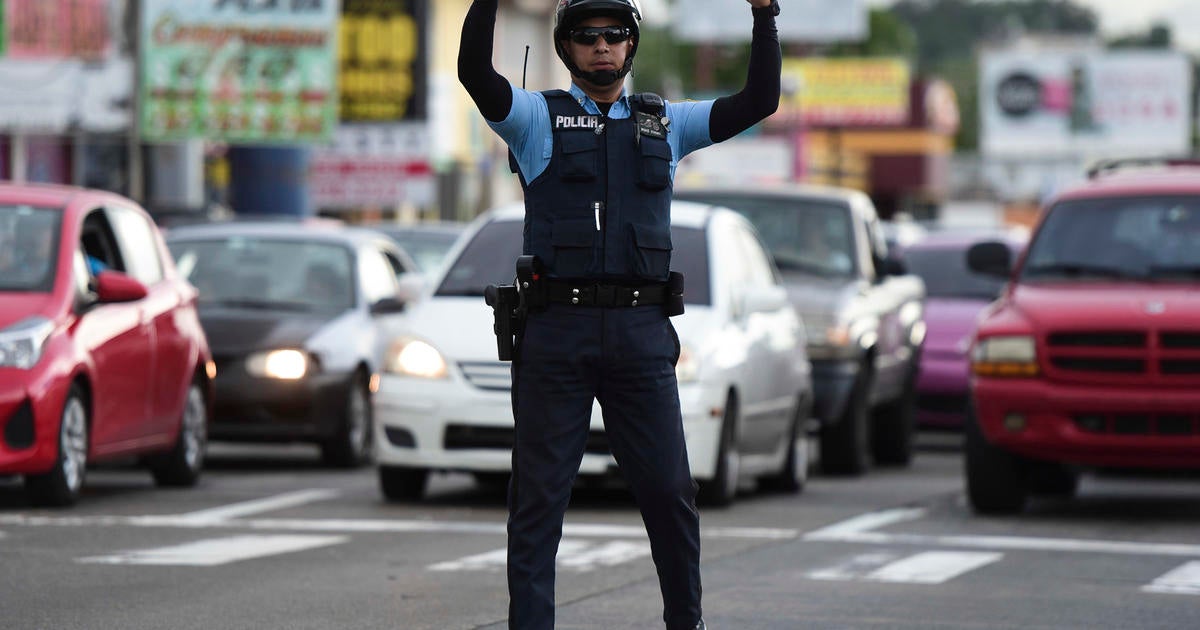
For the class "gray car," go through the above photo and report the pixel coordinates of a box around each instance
[675,185,926,475]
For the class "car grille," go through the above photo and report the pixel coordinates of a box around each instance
[1073,413,1199,436]
[917,393,967,414]
[1043,329,1200,384]
[458,361,512,391]
[443,424,611,455]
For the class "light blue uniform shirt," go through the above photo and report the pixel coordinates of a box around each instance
[488,82,715,183]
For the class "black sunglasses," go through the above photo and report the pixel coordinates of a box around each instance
[568,26,632,46]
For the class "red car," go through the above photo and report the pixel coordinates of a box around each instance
[0,183,213,506]
[965,159,1200,513]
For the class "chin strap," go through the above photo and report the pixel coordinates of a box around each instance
[558,42,633,87]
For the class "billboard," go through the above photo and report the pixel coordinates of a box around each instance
[2,0,110,60]
[310,123,433,208]
[779,57,911,127]
[980,50,1192,157]
[339,0,427,122]
[672,0,866,44]
[139,0,339,144]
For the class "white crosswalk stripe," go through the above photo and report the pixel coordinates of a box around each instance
[428,538,652,573]
[1142,561,1200,596]
[76,534,348,566]
[809,551,1003,585]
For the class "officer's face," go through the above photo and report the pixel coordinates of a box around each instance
[563,16,634,76]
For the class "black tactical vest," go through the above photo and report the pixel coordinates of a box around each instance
[519,90,674,283]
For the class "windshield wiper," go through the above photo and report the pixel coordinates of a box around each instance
[1023,263,1142,280]
[207,298,318,312]
[774,258,841,276]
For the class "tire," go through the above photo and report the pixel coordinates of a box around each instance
[26,385,89,507]
[964,403,1028,514]
[379,465,428,501]
[321,372,374,468]
[871,366,917,467]
[149,379,208,487]
[760,396,809,494]
[820,365,871,476]
[697,394,739,507]
[1027,462,1079,498]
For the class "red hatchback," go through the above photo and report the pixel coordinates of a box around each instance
[0,184,213,506]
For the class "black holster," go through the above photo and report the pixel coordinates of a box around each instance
[484,255,545,361]
[664,271,685,317]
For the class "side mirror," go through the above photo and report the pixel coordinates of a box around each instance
[966,241,1013,278]
[739,285,790,316]
[95,271,148,303]
[879,256,907,277]
[370,296,407,315]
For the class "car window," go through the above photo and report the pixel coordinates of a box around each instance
[733,226,777,289]
[380,248,412,279]
[669,226,710,305]
[905,246,1008,299]
[437,220,524,297]
[360,247,400,305]
[695,195,856,277]
[1023,195,1200,281]
[387,230,462,272]
[81,208,125,275]
[107,205,164,286]
[0,204,62,292]
[169,237,356,312]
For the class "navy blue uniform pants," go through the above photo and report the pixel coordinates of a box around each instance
[508,304,702,630]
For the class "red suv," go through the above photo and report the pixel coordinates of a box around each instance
[965,159,1200,513]
[0,184,213,506]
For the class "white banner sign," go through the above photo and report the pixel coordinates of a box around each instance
[671,0,866,43]
[980,50,1192,158]
[311,124,435,209]
[0,58,133,133]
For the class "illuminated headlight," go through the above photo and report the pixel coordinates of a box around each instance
[971,335,1038,377]
[676,344,700,383]
[246,349,310,380]
[0,317,54,370]
[386,337,447,379]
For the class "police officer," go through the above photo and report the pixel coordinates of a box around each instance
[458,0,781,628]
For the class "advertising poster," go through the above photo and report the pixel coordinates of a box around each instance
[310,123,433,208]
[139,0,339,143]
[2,0,110,60]
[340,0,427,122]
[779,57,911,127]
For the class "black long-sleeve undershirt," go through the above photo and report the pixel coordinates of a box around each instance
[457,0,781,141]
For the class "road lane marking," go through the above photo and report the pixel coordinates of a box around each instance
[808,551,903,581]
[804,508,927,539]
[429,539,652,572]
[865,551,1002,584]
[1142,561,1200,596]
[76,534,347,566]
[174,489,342,524]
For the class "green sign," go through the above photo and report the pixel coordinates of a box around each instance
[139,0,339,144]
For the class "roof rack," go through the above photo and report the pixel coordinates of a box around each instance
[1086,156,1200,180]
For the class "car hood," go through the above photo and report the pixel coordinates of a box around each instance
[1010,283,1200,330]
[780,272,858,317]
[199,307,336,355]
[0,293,55,330]
[924,297,990,354]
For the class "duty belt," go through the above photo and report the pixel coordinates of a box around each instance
[545,280,668,307]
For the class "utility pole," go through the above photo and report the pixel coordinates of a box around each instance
[126,0,144,202]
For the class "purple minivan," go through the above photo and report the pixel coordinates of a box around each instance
[900,230,1027,430]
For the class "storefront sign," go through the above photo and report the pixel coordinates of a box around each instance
[779,58,911,127]
[139,0,339,143]
[310,123,434,208]
[340,0,427,122]
[2,0,110,60]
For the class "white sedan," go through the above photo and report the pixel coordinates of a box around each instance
[374,201,813,506]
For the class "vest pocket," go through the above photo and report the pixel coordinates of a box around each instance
[636,139,673,191]
[630,222,672,280]
[551,218,597,276]
[559,133,598,181]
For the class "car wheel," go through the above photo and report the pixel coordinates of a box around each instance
[321,372,373,468]
[379,465,428,501]
[964,403,1028,514]
[698,394,739,507]
[760,395,809,494]
[870,365,917,467]
[149,378,208,487]
[1027,461,1079,498]
[820,365,871,476]
[26,385,89,507]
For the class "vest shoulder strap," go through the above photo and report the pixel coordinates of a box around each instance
[630,92,665,116]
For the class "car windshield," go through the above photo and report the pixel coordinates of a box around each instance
[386,229,461,272]
[904,246,1008,300]
[691,195,856,277]
[0,205,62,293]
[1022,196,1200,282]
[169,237,356,312]
[437,220,711,305]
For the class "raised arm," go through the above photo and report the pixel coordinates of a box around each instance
[709,1,781,143]
[458,0,513,123]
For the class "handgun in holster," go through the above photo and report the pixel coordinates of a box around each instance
[484,255,545,361]
[664,271,685,317]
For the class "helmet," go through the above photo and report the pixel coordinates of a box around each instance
[553,0,641,86]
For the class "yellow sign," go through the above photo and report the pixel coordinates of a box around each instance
[782,58,911,127]
[339,0,427,122]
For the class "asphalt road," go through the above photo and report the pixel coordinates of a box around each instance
[2,435,1199,630]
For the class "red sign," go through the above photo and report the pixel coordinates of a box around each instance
[4,0,110,60]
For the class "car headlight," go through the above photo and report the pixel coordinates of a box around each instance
[386,337,447,379]
[971,335,1038,377]
[245,349,310,380]
[0,317,54,370]
[676,344,700,383]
